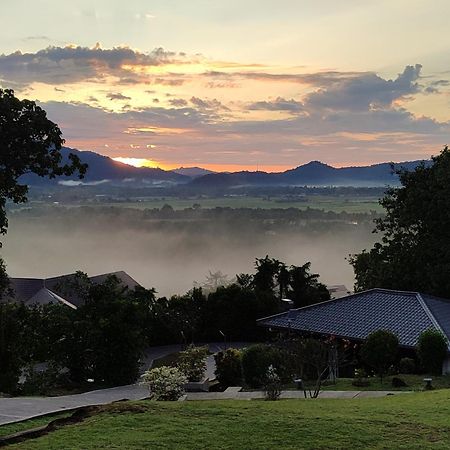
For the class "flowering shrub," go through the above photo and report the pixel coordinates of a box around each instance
[214,348,243,386]
[263,365,281,401]
[177,345,209,382]
[142,366,187,401]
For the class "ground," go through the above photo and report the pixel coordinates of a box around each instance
[4,390,450,449]
[22,194,383,213]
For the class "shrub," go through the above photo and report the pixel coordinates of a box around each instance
[352,368,370,387]
[241,344,287,388]
[399,357,416,374]
[177,345,209,382]
[417,329,448,375]
[360,330,399,382]
[263,365,281,401]
[392,377,408,388]
[142,366,187,401]
[214,348,242,386]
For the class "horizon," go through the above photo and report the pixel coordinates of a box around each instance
[1,1,449,171]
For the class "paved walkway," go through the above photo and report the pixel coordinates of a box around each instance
[0,384,148,426]
[185,388,410,401]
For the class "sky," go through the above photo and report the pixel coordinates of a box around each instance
[0,0,449,171]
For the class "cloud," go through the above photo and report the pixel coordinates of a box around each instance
[106,92,132,101]
[190,96,230,111]
[248,97,304,112]
[0,45,184,86]
[169,98,188,107]
[304,65,423,111]
[22,35,51,42]
[151,78,185,86]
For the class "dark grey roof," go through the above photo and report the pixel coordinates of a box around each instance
[2,271,141,308]
[258,288,450,351]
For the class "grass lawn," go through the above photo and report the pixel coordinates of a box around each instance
[0,412,70,438]
[320,374,450,391]
[5,390,450,449]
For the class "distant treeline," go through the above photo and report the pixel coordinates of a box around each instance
[26,184,388,201]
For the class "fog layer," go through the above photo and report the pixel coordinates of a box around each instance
[2,209,376,296]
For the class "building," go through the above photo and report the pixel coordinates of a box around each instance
[258,288,450,374]
[1,271,141,309]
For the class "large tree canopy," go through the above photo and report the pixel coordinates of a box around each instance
[0,88,87,235]
[350,146,450,298]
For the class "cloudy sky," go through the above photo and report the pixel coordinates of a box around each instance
[1,0,449,171]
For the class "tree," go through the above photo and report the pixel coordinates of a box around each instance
[0,89,87,235]
[360,330,399,382]
[417,329,448,375]
[350,146,450,297]
[288,263,330,307]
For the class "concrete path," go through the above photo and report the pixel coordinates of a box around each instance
[0,384,148,426]
[185,388,410,401]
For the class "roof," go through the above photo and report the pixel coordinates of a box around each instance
[2,271,141,309]
[258,288,450,351]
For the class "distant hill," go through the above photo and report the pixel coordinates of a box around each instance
[20,147,189,186]
[20,148,429,189]
[172,167,216,178]
[191,160,428,188]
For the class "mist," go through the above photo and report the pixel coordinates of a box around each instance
[1,209,377,297]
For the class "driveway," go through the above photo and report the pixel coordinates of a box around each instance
[0,384,148,426]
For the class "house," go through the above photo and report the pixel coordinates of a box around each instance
[1,271,141,309]
[257,288,450,374]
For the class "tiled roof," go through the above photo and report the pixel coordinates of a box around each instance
[258,288,450,350]
[2,271,141,308]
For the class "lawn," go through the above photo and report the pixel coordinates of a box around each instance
[320,374,450,391]
[0,412,70,438]
[4,390,450,449]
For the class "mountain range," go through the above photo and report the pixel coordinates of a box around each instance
[21,147,427,188]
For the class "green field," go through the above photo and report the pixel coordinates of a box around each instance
[51,195,383,213]
[5,390,450,449]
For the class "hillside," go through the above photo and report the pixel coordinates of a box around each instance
[20,148,189,186]
[192,160,427,188]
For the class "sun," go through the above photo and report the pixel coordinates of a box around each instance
[112,157,159,169]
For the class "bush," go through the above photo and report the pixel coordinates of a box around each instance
[263,365,281,401]
[352,368,370,387]
[399,357,416,374]
[392,377,408,388]
[142,366,187,401]
[214,348,243,386]
[241,344,287,388]
[360,330,399,382]
[417,329,448,375]
[177,345,209,382]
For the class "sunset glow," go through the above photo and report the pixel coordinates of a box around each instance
[0,1,449,170]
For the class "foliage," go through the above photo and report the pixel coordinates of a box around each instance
[417,329,448,375]
[263,365,281,400]
[360,330,399,381]
[350,146,450,297]
[177,345,209,382]
[241,344,289,388]
[214,348,243,386]
[352,368,370,387]
[0,89,87,236]
[399,357,416,374]
[20,364,62,396]
[0,303,28,393]
[142,366,187,401]
[252,256,329,307]
[203,283,278,341]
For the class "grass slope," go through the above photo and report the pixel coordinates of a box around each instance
[5,390,450,449]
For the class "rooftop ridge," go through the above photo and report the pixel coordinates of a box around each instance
[256,287,418,323]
